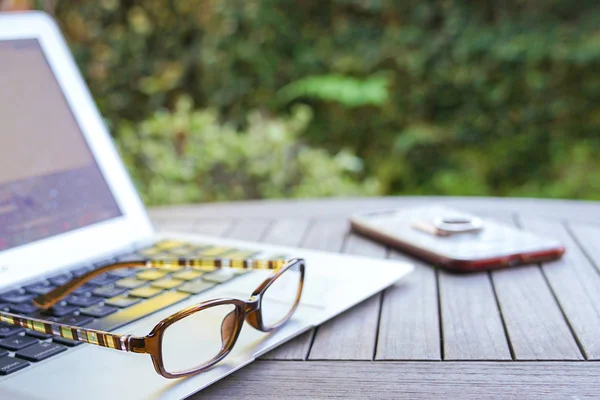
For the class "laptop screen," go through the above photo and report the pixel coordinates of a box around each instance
[0,39,122,252]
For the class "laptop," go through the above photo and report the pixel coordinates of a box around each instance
[0,11,412,399]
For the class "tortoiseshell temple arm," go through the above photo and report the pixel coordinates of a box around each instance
[0,311,131,351]
[34,257,292,309]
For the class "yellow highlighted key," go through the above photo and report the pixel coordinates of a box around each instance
[172,270,205,281]
[152,278,184,290]
[154,240,185,250]
[198,246,234,257]
[129,286,164,299]
[137,270,169,281]
[116,278,146,289]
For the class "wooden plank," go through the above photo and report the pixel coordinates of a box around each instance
[149,197,600,223]
[152,217,234,237]
[256,218,312,361]
[568,222,600,273]
[376,251,440,360]
[437,216,512,361]
[308,294,381,360]
[438,269,511,360]
[151,218,198,232]
[262,218,348,360]
[192,219,235,236]
[490,216,582,360]
[520,217,600,360]
[196,361,600,400]
[260,218,311,247]
[225,219,271,241]
[308,233,387,360]
[300,218,349,251]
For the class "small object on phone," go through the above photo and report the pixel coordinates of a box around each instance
[412,215,484,236]
[350,205,565,272]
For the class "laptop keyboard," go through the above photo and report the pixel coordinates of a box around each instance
[0,239,277,376]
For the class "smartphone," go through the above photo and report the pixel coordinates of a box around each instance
[350,205,565,272]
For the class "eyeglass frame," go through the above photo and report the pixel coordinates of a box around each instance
[0,257,305,379]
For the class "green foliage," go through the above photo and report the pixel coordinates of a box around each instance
[279,74,390,107]
[117,99,378,205]
[47,0,600,203]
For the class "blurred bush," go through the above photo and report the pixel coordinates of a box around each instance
[118,99,377,204]
[47,0,600,202]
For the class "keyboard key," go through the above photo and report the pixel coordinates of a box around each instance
[24,282,55,295]
[44,304,78,317]
[71,266,93,277]
[0,323,24,338]
[116,253,147,263]
[66,295,103,308]
[137,247,163,257]
[172,270,205,281]
[95,291,190,331]
[178,281,216,295]
[146,252,172,261]
[105,295,141,308]
[224,250,260,259]
[0,356,30,375]
[165,246,195,256]
[202,269,236,283]
[154,240,186,250]
[108,268,141,278]
[9,302,38,314]
[198,246,233,257]
[90,273,119,286]
[48,273,73,286]
[154,263,182,273]
[0,303,10,311]
[25,329,52,339]
[151,278,184,290]
[136,270,169,281]
[53,337,82,347]
[129,286,164,299]
[72,283,99,295]
[0,335,38,351]
[0,292,34,304]
[93,259,116,268]
[92,285,127,298]
[80,304,118,318]
[16,342,67,362]
[115,278,146,289]
[0,349,7,358]
[58,314,93,327]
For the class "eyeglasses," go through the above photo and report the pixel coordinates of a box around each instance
[0,257,305,379]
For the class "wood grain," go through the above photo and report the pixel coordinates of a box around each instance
[257,218,313,361]
[198,360,600,400]
[262,218,349,360]
[520,217,600,360]
[260,218,311,247]
[149,197,600,223]
[308,294,381,360]
[151,217,198,232]
[150,198,600,399]
[376,251,440,360]
[225,219,271,241]
[568,222,600,274]
[438,268,511,360]
[490,216,582,360]
[308,233,387,360]
[300,218,349,251]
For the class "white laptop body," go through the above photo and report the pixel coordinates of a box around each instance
[0,12,412,399]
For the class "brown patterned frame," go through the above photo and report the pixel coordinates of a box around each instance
[0,257,305,379]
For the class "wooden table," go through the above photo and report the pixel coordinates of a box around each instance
[149,197,600,399]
